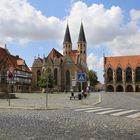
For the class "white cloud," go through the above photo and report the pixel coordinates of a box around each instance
[0,0,64,44]
[87,53,97,70]
[130,9,140,22]
[87,53,103,70]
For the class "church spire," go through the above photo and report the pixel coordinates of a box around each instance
[63,24,72,56]
[63,24,72,44]
[78,23,86,43]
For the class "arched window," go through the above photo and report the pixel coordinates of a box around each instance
[135,67,140,82]
[66,70,70,86]
[54,68,58,85]
[126,67,132,83]
[107,68,113,82]
[37,70,41,85]
[116,67,122,83]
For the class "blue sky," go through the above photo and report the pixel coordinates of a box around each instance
[0,0,140,83]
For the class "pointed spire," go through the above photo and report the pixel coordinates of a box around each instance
[78,23,86,43]
[63,24,72,44]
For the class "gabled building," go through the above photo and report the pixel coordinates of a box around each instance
[0,46,32,93]
[32,23,88,92]
[104,55,140,92]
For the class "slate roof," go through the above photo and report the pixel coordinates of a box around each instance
[63,24,72,44]
[78,23,86,43]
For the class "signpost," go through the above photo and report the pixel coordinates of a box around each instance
[77,73,86,92]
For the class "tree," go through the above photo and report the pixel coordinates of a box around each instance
[38,68,54,89]
[87,70,99,87]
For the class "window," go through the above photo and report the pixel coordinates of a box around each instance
[126,67,132,83]
[54,68,58,85]
[116,67,122,82]
[107,68,113,82]
[135,67,140,82]
[37,70,41,85]
[66,70,70,86]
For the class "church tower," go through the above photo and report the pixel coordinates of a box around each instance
[63,24,72,56]
[77,23,87,64]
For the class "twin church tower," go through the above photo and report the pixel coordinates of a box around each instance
[63,23,87,65]
[32,23,88,92]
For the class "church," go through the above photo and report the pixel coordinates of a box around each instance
[31,23,88,92]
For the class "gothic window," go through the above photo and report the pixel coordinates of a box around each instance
[54,68,58,85]
[135,67,140,82]
[107,68,113,82]
[37,70,41,85]
[66,70,70,86]
[126,67,132,83]
[116,67,122,82]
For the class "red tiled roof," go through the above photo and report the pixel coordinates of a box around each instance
[70,50,79,63]
[105,55,140,70]
[0,47,31,73]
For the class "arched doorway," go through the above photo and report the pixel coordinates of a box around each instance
[116,85,124,92]
[66,70,70,91]
[126,67,132,83]
[125,85,133,92]
[106,85,114,92]
[116,67,122,83]
[107,68,113,82]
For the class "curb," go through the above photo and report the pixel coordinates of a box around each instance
[0,106,59,110]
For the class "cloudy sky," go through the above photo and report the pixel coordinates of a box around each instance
[0,0,140,83]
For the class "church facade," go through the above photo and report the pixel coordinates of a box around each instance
[104,55,140,92]
[32,23,88,92]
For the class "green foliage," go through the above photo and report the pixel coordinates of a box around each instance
[87,70,99,87]
[38,69,54,89]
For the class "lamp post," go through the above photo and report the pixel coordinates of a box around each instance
[7,66,14,106]
[46,74,49,107]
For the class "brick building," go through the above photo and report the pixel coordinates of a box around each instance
[0,46,32,93]
[104,55,140,92]
[32,23,88,92]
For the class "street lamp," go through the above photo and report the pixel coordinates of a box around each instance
[46,75,49,107]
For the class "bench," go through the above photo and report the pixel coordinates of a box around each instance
[70,92,79,100]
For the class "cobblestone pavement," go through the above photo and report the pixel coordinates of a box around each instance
[0,92,100,109]
[98,92,140,110]
[0,108,139,140]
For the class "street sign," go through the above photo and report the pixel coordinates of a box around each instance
[72,80,76,87]
[77,73,86,82]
